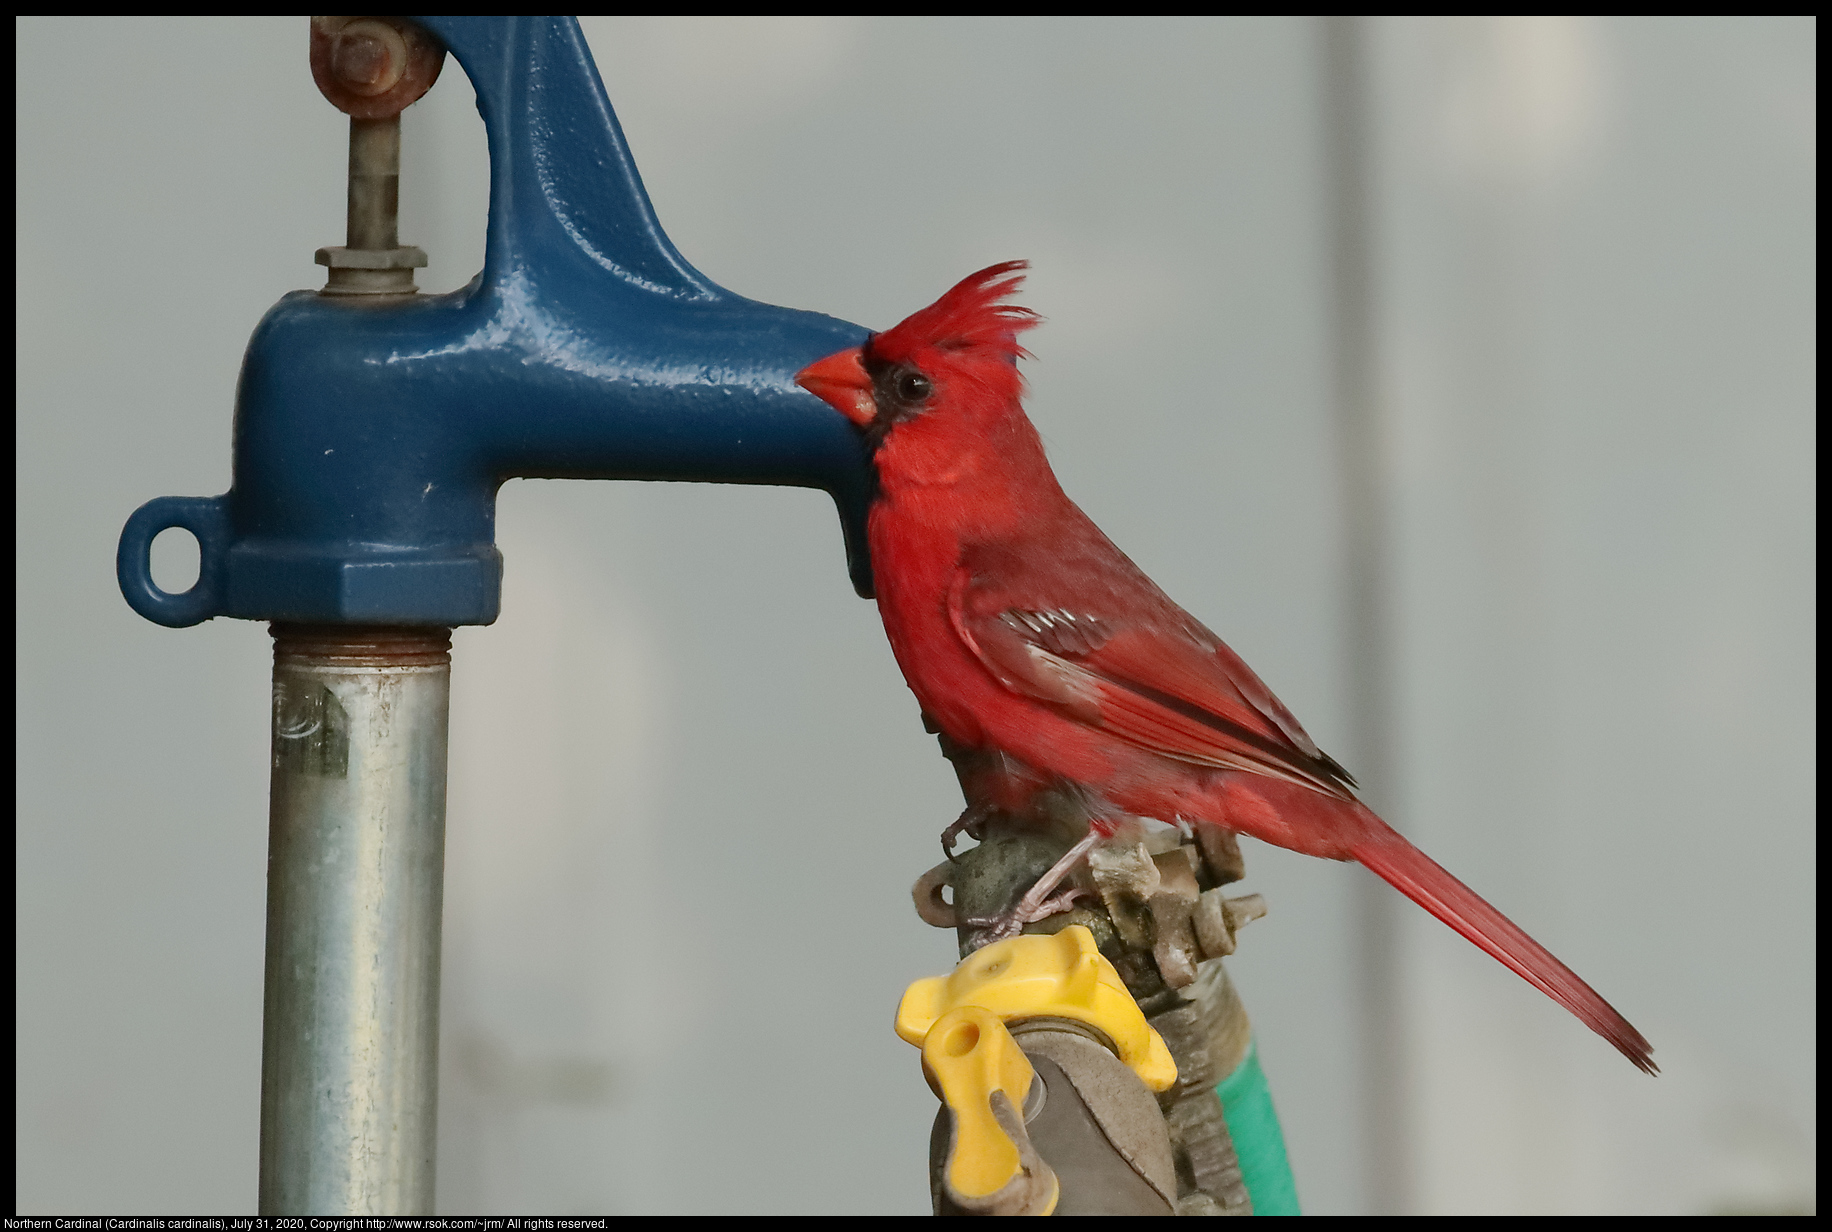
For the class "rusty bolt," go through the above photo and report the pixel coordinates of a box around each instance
[310,16,444,119]
[1192,890,1268,960]
[330,19,407,96]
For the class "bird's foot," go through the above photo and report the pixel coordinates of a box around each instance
[961,830,1102,952]
[963,888,1098,949]
[941,804,991,862]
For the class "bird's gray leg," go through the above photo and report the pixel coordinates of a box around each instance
[964,828,1102,950]
[941,803,991,862]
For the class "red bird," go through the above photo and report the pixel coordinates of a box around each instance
[796,262,1655,1074]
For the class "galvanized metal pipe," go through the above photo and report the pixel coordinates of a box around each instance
[259,625,452,1215]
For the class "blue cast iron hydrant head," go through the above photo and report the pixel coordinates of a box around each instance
[118,15,876,629]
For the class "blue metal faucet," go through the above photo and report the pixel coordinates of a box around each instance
[118,15,874,630]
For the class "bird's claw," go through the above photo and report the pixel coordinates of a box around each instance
[960,829,1103,951]
[1032,886,1096,918]
[962,887,1096,950]
[941,805,990,862]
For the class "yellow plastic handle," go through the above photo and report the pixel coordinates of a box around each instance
[922,1006,1043,1202]
[897,925,1178,1092]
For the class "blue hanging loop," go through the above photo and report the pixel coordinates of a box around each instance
[118,15,874,629]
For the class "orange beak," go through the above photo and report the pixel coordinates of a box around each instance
[794,347,875,428]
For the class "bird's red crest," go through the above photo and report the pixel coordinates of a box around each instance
[867,260,1041,368]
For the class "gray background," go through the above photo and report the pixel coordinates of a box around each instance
[15,16,1814,1215]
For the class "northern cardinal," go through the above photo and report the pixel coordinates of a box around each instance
[796,262,1654,1073]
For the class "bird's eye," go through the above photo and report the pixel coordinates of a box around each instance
[895,371,933,403]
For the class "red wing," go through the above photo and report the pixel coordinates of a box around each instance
[949,566,1357,800]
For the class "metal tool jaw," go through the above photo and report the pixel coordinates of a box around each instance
[117,16,875,629]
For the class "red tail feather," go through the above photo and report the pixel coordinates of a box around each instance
[1351,824,1657,1074]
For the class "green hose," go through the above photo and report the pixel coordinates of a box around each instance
[1216,1039,1300,1215]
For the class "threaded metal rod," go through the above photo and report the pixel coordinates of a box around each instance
[259,625,452,1215]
